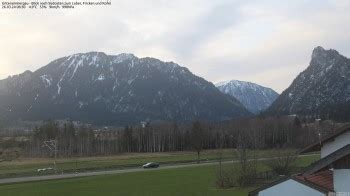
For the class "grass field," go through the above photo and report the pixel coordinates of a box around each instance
[0,149,300,178]
[0,154,319,196]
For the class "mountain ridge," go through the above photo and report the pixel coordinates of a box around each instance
[266,46,350,120]
[0,52,251,125]
[216,80,279,114]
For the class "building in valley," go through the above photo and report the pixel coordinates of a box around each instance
[250,124,350,196]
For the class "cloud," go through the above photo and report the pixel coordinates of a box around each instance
[163,1,243,59]
[1,0,350,93]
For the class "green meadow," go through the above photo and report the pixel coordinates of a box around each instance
[0,153,319,196]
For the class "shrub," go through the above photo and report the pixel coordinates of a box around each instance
[265,150,297,175]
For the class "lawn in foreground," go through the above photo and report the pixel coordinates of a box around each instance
[0,155,319,196]
[0,165,249,196]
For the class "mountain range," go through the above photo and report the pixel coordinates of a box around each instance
[216,80,279,114]
[0,52,251,125]
[266,46,350,120]
[1,46,349,125]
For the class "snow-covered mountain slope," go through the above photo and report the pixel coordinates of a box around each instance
[0,52,251,125]
[216,80,279,114]
[266,46,350,120]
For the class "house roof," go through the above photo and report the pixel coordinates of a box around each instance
[248,177,291,196]
[299,123,350,154]
[294,170,334,192]
[303,144,350,175]
[249,171,334,196]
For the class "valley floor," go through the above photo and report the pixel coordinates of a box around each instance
[0,151,319,196]
[0,149,294,179]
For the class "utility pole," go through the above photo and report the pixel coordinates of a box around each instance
[42,140,58,173]
[315,119,322,146]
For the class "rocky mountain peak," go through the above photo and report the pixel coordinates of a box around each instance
[266,46,350,120]
[216,80,278,114]
[311,46,342,67]
[312,46,327,58]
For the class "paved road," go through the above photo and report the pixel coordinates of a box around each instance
[0,154,317,185]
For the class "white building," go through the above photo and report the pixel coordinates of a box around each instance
[250,124,350,196]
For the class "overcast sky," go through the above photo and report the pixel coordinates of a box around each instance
[1,0,350,93]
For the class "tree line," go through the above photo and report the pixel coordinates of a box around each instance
[0,116,339,158]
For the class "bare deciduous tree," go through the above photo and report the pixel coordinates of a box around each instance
[233,128,258,187]
[265,150,298,175]
[191,121,204,164]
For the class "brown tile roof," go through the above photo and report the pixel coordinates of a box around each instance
[249,170,334,196]
[294,170,334,192]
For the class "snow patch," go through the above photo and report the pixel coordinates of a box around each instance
[40,75,52,87]
[113,53,135,64]
[97,74,105,81]
[69,56,85,81]
[127,78,134,85]
[94,95,102,102]
[90,54,98,66]
[34,94,39,101]
[113,78,119,91]
[57,55,77,95]
[27,105,32,112]
[78,101,87,109]
[130,59,134,68]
